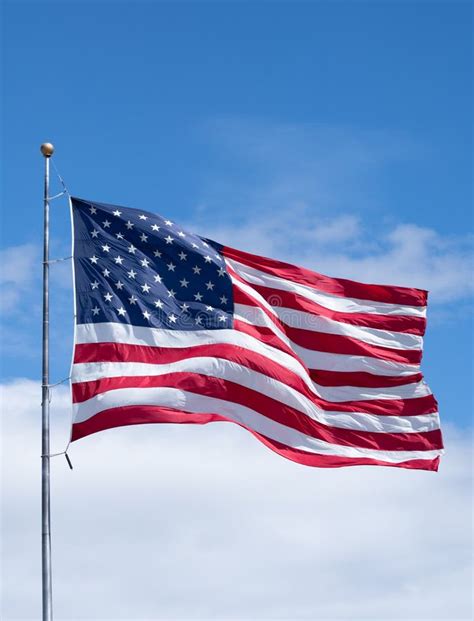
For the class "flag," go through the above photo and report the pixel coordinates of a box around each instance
[70,197,443,470]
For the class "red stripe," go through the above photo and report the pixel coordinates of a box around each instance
[309,370,423,388]
[223,246,428,307]
[73,342,438,417]
[237,318,421,364]
[230,277,424,367]
[71,405,439,471]
[233,283,426,336]
[232,278,422,364]
[230,271,424,364]
[233,319,302,360]
[72,373,443,451]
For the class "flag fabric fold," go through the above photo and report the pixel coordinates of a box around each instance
[70,197,443,470]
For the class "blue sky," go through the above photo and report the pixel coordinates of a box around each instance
[1,2,473,619]
[2,0,472,425]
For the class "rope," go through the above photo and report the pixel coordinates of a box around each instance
[45,376,71,388]
[41,378,73,467]
[51,160,70,197]
[48,190,67,201]
[43,256,72,264]
[40,158,74,470]
[41,447,73,469]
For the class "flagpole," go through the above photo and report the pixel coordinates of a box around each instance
[41,142,54,621]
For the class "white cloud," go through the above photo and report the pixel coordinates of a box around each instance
[188,119,473,306]
[192,212,473,305]
[0,244,39,313]
[1,379,472,620]
[1,120,472,618]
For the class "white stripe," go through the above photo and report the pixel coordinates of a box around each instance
[76,322,421,379]
[73,386,442,463]
[295,346,419,377]
[232,280,422,374]
[234,299,424,381]
[227,258,426,318]
[77,321,312,385]
[235,303,422,351]
[72,359,439,433]
[230,272,279,318]
[74,353,431,404]
[315,380,431,401]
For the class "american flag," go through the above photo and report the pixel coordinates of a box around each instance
[70,197,444,470]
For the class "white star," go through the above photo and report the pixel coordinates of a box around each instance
[151,224,160,231]
[164,235,174,244]
[204,255,212,263]
[89,255,99,264]
[167,289,176,298]
[139,214,148,220]
[114,256,124,264]
[115,281,124,290]
[178,231,185,238]
[181,303,189,312]
[178,251,187,261]
[102,268,111,278]
[154,299,164,309]
[194,292,203,301]
[129,295,138,304]
[103,219,111,228]
[168,313,177,324]
[125,220,134,229]
[116,232,124,240]
[179,278,189,288]
[206,305,213,311]
[195,316,203,325]
[90,280,99,290]
[113,210,122,217]
[215,254,222,262]
[153,274,162,283]
[89,206,97,214]
[165,219,173,226]
[202,241,209,248]
[143,310,151,320]
[128,245,136,254]
[167,262,176,272]
[220,295,228,304]
[104,292,113,302]
[192,265,202,275]
[91,306,100,315]
[140,233,148,243]
[205,281,214,291]
[141,283,151,293]
[101,244,110,253]
[127,269,137,279]
[91,230,99,238]
[140,258,150,268]
[191,243,199,249]
[153,249,162,258]
[218,315,226,322]
[117,307,127,316]
[217,267,226,277]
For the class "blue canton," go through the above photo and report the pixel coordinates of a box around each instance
[72,197,234,330]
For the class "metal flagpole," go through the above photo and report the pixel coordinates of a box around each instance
[41,142,54,621]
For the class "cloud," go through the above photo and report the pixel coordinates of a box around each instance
[0,239,74,369]
[1,379,472,620]
[191,210,473,305]
[1,120,472,617]
[187,119,473,306]
[0,244,39,314]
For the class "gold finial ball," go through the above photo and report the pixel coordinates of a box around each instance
[40,143,54,158]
